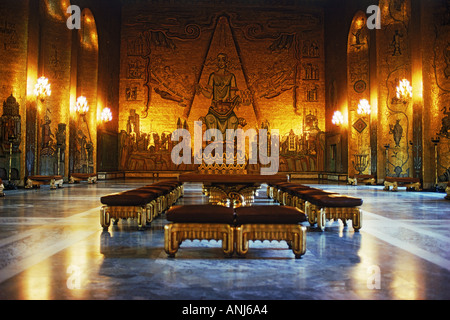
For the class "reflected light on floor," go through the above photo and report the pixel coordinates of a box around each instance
[391,253,420,300]
[22,260,51,300]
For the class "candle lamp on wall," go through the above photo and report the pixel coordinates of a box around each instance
[33,76,51,175]
[396,79,413,104]
[352,99,371,174]
[332,111,344,126]
[75,95,93,144]
[357,99,371,116]
[100,107,113,123]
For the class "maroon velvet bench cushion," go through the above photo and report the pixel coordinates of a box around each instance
[166,205,235,224]
[152,181,180,187]
[307,194,363,207]
[282,185,313,194]
[141,185,173,192]
[234,205,307,225]
[136,187,168,196]
[101,190,159,206]
[296,189,336,201]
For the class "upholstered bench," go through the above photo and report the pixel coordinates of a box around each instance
[25,175,64,189]
[280,184,313,207]
[100,189,160,231]
[304,194,363,232]
[293,188,337,218]
[138,182,182,213]
[384,177,421,191]
[151,180,184,204]
[135,186,171,217]
[0,178,4,197]
[272,182,298,203]
[234,205,307,259]
[69,173,98,184]
[348,174,376,186]
[164,205,235,257]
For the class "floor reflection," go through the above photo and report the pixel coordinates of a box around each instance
[0,180,449,300]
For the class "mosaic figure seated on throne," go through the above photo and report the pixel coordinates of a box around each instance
[196,53,246,138]
[196,53,248,173]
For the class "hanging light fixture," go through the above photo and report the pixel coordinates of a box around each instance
[100,107,113,123]
[396,79,413,104]
[75,96,89,115]
[34,76,52,101]
[357,99,371,115]
[332,111,344,126]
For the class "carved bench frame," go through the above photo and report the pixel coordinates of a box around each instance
[25,176,64,190]
[164,223,235,257]
[235,224,307,259]
[69,174,98,184]
[383,178,421,191]
[348,175,376,186]
[304,201,362,232]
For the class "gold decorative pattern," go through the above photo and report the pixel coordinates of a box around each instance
[164,223,235,257]
[305,202,362,232]
[100,204,154,231]
[235,224,307,259]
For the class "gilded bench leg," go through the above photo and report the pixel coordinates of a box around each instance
[352,208,362,231]
[406,182,421,191]
[321,207,362,232]
[304,201,317,227]
[164,223,235,258]
[317,208,326,231]
[445,185,450,200]
[236,224,306,259]
[100,206,147,231]
[100,206,111,231]
[25,178,34,189]
[88,176,97,184]
[384,180,397,191]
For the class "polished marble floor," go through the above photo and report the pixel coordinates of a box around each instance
[0,178,449,300]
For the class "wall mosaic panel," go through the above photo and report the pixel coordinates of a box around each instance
[347,11,372,176]
[377,0,413,178]
[119,2,326,172]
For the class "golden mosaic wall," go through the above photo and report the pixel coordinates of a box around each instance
[347,11,372,176]
[421,0,450,187]
[0,0,29,182]
[119,1,326,173]
[0,0,121,186]
[376,0,413,179]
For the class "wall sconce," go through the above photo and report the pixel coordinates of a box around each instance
[100,107,113,123]
[34,76,52,102]
[357,99,371,115]
[75,96,89,115]
[33,76,52,175]
[332,111,344,126]
[396,79,413,104]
